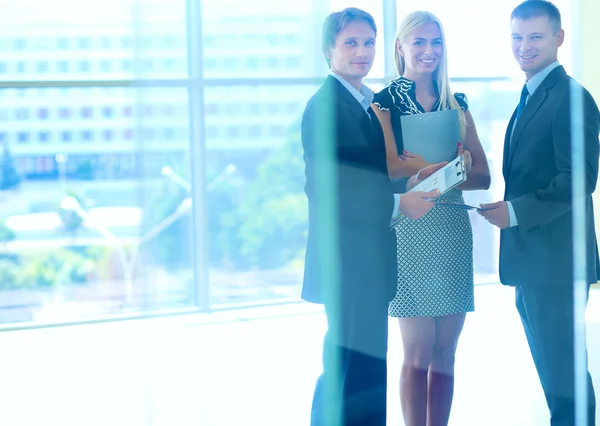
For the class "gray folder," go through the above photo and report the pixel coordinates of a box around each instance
[400,109,461,163]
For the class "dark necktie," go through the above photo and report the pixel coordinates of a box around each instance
[515,84,529,122]
[509,84,529,151]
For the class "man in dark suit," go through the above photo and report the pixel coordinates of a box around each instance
[302,7,441,426]
[480,1,600,425]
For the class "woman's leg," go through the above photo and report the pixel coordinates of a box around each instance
[398,316,436,426]
[427,312,467,426]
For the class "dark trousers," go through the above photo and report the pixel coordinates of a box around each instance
[515,285,596,426]
[310,296,389,426]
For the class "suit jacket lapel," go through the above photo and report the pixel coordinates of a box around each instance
[507,89,547,167]
[327,76,376,142]
[506,66,565,171]
[325,75,390,175]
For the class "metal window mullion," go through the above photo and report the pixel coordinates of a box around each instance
[571,81,588,426]
[0,76,513,91]
[0,79,192,89]
[382,0,398,81]
[186,0,210,312]
[570,2,589,426]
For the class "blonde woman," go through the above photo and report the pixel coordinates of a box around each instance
[372,11,490,426]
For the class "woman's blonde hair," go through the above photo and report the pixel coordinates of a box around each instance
[394,11,467,141]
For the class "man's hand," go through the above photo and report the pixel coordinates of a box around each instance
[406,161,448,191]
[478,201,510,229]
[400,190,439,220]
[457,142,472,173]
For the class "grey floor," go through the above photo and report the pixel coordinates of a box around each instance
[0,284,598,426]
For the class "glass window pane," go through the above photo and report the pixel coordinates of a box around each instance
[201,0,384,79]
[0,0,188,82]
[0,86,192,325]
[204,84,320,306]
[395,0,573,78]
[446,80,526,284]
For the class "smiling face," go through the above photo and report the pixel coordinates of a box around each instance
[398,22,443,78]
[326,19,376,86]
[511,16,563,79]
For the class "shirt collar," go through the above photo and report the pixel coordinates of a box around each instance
[329,70,374,110]
[526,61,560,97]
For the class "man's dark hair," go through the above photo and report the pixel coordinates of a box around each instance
[322,8,377,67]
[511,0,562,33]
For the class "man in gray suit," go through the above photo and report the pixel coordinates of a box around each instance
[480,1,599,425]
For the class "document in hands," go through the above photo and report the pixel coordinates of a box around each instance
[409,155,467,196]
[407,158,492,212]
[434,201,491,211]
[389,156,468,230]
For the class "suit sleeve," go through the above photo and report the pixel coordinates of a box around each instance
[511,88,600,233]
[301,100,395,225]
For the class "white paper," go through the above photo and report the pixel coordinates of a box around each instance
[409,155,467,196]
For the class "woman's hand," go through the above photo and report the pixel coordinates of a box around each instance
[399,150,428,169]
[399,149,425,161]
[457,142,472,173]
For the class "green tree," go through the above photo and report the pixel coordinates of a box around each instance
[142,168,192,269]
[235,121,308,269]
[0,259,18,290]
[0,221,15,246]
[57,191,87,238]
[141,163,241,271]
[0,144,22,190]
[76,159,95,180]
[15,250,94,289]
[0,220,17,262]
[140,119,309,272]
[206,166,246,269]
